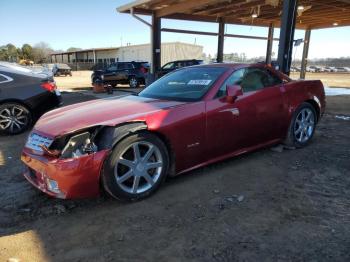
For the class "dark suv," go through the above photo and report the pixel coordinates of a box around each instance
[158,59,204,77]
[91,61,149,88]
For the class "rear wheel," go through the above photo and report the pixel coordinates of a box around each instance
[110,83,117,88]
[284,102,317,148]
[102,132,169,201]
[0,103,32,135]
[129,77,139,88]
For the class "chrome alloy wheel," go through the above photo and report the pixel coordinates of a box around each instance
[0,105,29,133]
[114,142,163,194]
[294,108,315,143]
[129,78,138,88]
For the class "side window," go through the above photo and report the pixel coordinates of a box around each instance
[162,62,175,70]
[216,69,245,98]
[264,70,283,87]
[107,64,117,71]
[117,63,124,70]
[176,62,184,68]
[125,63,134,69]
[240,68,267,92]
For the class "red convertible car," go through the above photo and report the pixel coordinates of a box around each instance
[21,64,325,201]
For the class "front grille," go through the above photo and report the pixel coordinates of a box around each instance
[25,133,53,152]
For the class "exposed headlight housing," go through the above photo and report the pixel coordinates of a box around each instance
[60,132,98,159]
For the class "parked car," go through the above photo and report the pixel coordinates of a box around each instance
[324,66,336,72]
[307,66,321,73]
[91,61,149,88]
[158,59,204,77]
[22,63,325,201]
[335,67,350,72]
[0,63,62,135]
[52,63,72,77]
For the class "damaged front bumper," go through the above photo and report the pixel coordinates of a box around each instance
[21,148,109,199]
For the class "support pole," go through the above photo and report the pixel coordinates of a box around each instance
[266,23,274,65]
[277,0,298,75]
[300,29,311,79]
[93,50,96,64]
[75,52,78,71]
[151,13,161,76]
[217,18,225,63]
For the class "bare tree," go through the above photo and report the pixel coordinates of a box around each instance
[32,42,54,63]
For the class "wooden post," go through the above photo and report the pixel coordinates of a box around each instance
[266,23,274,65]
[300,29,311,79]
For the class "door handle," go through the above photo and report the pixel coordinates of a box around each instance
[220,108,240,116]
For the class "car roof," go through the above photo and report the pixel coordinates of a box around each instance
[0,62,49,79]
[169,59,203,63]
[192,63,249,68]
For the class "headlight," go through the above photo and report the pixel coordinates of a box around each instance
[61,132,97,159]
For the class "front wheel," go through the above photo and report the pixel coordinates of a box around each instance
[102,132,169,201]
[0,103,32,135]
[284,102,317,148]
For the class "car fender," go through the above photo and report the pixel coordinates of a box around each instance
[285,82,323,122]
[95,122,148,150]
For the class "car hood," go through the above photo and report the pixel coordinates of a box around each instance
[34,95,186,137]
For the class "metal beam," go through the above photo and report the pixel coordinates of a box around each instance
[161,28,279,41]
[277,0,298,75]
[151,13,161,75]
[217,18,225,63]
[266,23,274,65]
[300,29,311,79]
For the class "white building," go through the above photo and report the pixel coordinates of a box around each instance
[51,42,204,70]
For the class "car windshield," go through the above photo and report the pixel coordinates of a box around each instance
[139,67,227,101]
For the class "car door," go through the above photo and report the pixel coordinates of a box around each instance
[236,67,288,147]
[205,67,288,160]
[205,68,256,159]
[114,63,129,81]
[103,64,118,82]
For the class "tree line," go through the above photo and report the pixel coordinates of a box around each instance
[0,43,82,64]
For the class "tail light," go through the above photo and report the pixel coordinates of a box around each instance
[41,82,57,92]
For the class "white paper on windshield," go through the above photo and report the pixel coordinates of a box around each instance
[188,80,212,85]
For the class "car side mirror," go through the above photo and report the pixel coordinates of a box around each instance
[226,84,243,103]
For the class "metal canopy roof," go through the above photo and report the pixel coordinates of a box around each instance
[117,0,350,29]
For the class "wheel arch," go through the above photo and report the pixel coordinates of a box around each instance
[304,98,321,122]
[95,122,176,176]
[0,99,33,111]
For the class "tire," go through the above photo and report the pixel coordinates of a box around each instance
[92,77,101,84]
[129,77,139,88]
[111,83,117,88]
[56,72,61,77]
[284,102,317,148]
[0,103,32,135]
[102,132,169,201]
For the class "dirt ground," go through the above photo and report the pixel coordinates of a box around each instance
[290,72,350,88]
[0,92,350,262]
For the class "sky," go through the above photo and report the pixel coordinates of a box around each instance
[1,0,350,59]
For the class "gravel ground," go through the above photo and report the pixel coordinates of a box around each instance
[0,93,349,262]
